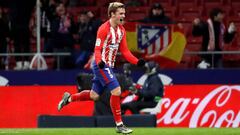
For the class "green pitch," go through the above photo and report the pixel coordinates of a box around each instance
[0,128,240,135]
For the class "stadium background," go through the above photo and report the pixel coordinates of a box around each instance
[0,0,240,134]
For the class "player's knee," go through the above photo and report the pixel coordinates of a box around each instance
[111,87,121,96]
[90,94,99,101]
[90,91,100,101]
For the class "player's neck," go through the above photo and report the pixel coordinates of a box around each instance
[109,18,118,29]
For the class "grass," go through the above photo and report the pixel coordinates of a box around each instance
[0,128,240,135]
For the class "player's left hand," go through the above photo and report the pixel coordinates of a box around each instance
[137,59,145,67]
[98,61,105,69]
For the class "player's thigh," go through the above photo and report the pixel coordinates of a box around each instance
[93,63,117,86]
[110,85,121,96]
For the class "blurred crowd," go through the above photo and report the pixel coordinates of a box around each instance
[40,1,102,69]
[0,0,103,70]
[0,0,238,70]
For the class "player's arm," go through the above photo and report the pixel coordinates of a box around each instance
[94,27,107,68]
[120,29,145,66]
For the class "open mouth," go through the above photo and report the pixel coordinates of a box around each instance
[120,18,124,22]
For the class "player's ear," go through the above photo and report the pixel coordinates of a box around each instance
[111,12,115,18]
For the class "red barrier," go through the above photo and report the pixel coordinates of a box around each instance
[0,85,239,128]
[157,85,240,128]
[0,86,94,128]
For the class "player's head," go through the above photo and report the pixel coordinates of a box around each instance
[56,3,66,16]
[151,3,164,17]
[209,8,225,22]
[145,61,159,75]
[108,2,125,25]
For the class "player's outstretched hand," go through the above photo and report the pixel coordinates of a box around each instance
[98,61,105,69]
[137,58,145,67]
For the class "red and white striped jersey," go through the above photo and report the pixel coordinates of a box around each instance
[94,20,138,68]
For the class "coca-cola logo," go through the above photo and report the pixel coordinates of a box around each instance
[157,85,240,128]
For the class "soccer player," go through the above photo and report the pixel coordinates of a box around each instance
[57,2,145,134]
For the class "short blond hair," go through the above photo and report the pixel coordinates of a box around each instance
[108,2,125,17]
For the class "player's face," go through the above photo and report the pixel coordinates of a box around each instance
[216,13,224,22]
[56,4,66,16]
[152,8,162,16]
[112,8,125,25]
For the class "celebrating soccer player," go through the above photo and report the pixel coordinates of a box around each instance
[57,2,145,134]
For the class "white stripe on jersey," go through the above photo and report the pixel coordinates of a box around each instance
[112,27,121,67]
[102,33,110,63]
[117,27,122,43]
[108,27,115,67]
[110,27,116,44]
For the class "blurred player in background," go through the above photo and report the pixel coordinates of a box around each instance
[58,2,145,134]
[192,8,236,68]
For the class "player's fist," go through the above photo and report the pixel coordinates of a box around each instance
[137,59,145,67]
[98,61,105,69]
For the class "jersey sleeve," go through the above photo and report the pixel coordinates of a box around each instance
[94,26,107,64]
[119,28,138,65]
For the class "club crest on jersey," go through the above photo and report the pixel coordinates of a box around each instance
[96,38,101,46]
[109,43,119,49]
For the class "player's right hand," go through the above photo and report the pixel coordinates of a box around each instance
[137,58,145,67]
[98,61,105,69]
